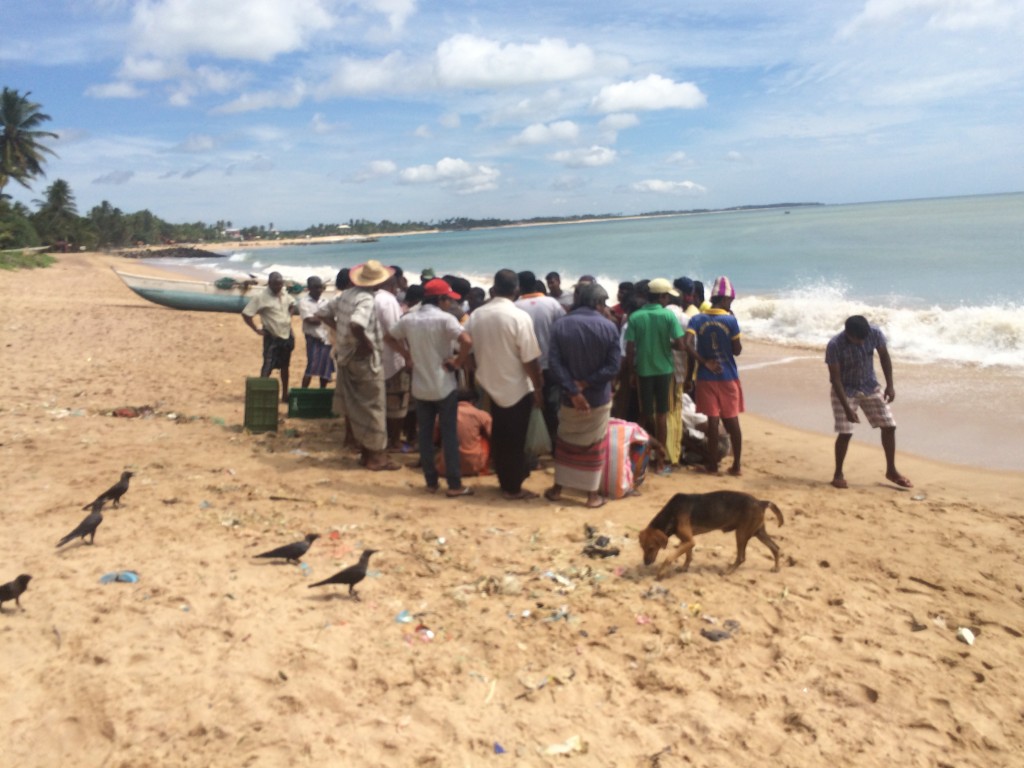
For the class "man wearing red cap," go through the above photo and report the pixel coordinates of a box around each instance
[387,278,473,496]
[685,275,744,476]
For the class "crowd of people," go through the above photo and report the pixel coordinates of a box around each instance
[241,261,911,506]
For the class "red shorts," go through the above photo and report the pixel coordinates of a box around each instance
[695,380,745,419]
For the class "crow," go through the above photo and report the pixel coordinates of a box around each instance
[308,549,378,599]
[83,471,134,510]
[254,533,320,564]
[58,499,105,548]
[0,574,32,611]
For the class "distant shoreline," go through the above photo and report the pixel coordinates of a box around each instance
[113,203,823,255]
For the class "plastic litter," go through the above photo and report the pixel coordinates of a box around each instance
[700,627,732,642]
[493,743,506,754]
[395,609,414,623]
[956,627,976,646]
[99,570,140,584]
[544,735,586,756]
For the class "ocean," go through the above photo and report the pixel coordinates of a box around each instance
[158,193,1024,371]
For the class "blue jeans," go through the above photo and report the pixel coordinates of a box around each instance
[417,390,462,490]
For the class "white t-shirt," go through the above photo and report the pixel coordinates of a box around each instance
[389,304,465,401]
[466,297,541,407]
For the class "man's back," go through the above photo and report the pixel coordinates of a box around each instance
[467,297,541,407]
[625,303,683,376]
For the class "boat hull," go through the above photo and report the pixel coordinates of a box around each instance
[113,269,264,313]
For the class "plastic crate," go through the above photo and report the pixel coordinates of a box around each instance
[287,387,336,418]
[244,377,279,432]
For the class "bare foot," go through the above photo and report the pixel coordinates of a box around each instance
[585,495,606,509]
[831,476,849,489]
[544,486,562,502]
[727,466,742,477]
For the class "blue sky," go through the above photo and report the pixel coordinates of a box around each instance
[3,0,1023,229]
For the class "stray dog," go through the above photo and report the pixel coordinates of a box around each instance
[639,491,783,578]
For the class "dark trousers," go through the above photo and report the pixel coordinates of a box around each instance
[541,369,561,443]
[416,390,462,490]
[490,393,533,494]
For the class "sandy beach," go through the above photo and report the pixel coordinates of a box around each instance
[2,252,1023,767]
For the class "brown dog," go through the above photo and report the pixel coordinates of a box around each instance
[639,491,783,578]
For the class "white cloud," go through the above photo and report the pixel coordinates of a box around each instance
[551,145,616,167]
[414,125,433,138]
[598,113,639,142]
[85,82,145,99]
[119,55,182,82]
[320,52,420,96]
[436,35,597,88]
[841,0,1021,36]
[399,157,500,194]
[129,0,336,63]
[352,0,418,32]
[592,74,707,113]
[311,113,335,134]
[514,120,580,145]
[666,151,690,164]
[725,150,746,162]
[214,80,308,114]
[631,179,706,195]
[353,159,397,182]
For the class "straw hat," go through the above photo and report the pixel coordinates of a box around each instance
[350,260,394,287]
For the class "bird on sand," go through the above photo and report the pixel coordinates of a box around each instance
[254,533,320,564]
[83,471,134,509]
[308,549,378,599]
[58,499,105,548]
[0,574,32,611]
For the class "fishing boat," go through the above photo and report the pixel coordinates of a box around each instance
[112,268,304,312]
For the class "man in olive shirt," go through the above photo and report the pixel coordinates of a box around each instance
[242,271,297,402]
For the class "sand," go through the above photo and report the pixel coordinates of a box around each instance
[1,252,1023,767]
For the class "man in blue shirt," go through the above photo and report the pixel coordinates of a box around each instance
[545,283,622,508]
[685,276,744,475]
[826,315,912,489]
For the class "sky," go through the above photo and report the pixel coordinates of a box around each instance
[2,0,1023,229]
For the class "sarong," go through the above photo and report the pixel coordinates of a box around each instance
[303,334,335,380]
[665,379,683,464]
[553,404,611,493]
[337,354,387,451]
[385,369,411,420]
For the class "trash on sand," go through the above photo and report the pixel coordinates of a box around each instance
[582,543,620,559]
[543,606,570,622]
[700,627,732,642]
[543,571,576,590]
[544,735,586,756]
[493,742,506,754]
[956,627,976,646]
[395,609,414,623]
[415,624,435,642]
[99,570,139,584]
[636,614,652,625]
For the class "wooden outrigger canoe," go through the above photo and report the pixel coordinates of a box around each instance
[112,268,301,312]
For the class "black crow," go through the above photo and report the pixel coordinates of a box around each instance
[308,549,378,599]
[83,471,134,509]
[58,499,105,547]
[0,574,32,611]
[254,533,320,564]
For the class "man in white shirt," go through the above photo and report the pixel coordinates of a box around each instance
[388,278,472,496]
[466,269,544,500]
[297,275,334,389]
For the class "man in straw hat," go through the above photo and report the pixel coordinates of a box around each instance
[317,260,400,471]
[684,275,744,476]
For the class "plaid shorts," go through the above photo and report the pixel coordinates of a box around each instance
[832,387,896,433]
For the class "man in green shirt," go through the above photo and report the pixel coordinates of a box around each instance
[623,278,685,471]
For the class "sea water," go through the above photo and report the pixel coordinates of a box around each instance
[163,192,1024,370]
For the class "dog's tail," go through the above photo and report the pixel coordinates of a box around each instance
[765,501,784,527]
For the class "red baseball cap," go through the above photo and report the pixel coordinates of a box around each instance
[424,278,460,299]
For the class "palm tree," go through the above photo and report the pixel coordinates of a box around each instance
[0,88,58,196]
[33,178,79,245]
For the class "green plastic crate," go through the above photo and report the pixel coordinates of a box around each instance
[245,377,279,432]
[287,388,336,418]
